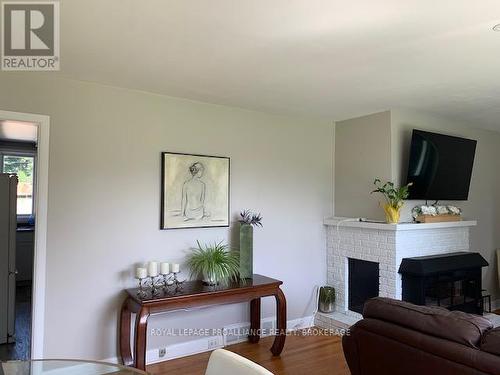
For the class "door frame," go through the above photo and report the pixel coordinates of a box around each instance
[0,110,49,359]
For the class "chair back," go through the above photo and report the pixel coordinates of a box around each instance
[205,349,274,375]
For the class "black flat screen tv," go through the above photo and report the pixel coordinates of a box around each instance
[405,130,477,201]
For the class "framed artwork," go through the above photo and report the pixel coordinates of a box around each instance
[160,152,230,229]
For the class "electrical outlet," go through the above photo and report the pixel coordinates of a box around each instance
[159,347,167,358]
[207,337,220,350]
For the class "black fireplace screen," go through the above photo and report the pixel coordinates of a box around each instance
[399,252,488,315]
[425,278,480,310]
[348,258,379,314]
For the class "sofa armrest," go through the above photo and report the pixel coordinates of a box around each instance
[481,327,500,356]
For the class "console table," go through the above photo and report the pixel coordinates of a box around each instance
[119,274,286,370]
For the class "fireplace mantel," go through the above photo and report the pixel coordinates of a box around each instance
[324,217,477,231]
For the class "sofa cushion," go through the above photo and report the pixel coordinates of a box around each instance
[481,327,500,355]
[363,297,492,349]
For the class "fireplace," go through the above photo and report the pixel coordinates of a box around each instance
[315,218,477,331]
[348,258,379,314]
[399,252,488,314]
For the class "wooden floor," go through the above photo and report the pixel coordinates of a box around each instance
[0,285,32,361]
[148,330,350,375]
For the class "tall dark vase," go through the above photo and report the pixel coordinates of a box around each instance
[239,223,253,279]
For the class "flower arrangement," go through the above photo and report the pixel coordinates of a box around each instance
[371,179,413,223]
[412,205,462,220]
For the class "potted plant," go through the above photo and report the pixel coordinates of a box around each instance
[238,210,263,279]
[371,179,413,224]
[319,286,336,313]
[186,241,239,285]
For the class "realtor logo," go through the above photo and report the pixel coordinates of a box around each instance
[1,1,60,70]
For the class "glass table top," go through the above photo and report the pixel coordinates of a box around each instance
[0,360,146,375]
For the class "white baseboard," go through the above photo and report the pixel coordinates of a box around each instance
[289,315,315,330]
[147,335,225,364]
[103,315,314,366]
[222,315,314,346]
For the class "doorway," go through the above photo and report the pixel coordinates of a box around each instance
[0,111,49,360]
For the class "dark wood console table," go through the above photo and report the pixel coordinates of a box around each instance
[119,274,286,370]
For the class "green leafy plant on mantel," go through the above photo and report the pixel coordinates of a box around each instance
[186,241,239,285]
[371,178,413,223]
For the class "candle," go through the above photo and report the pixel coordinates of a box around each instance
[135,267,147,279]
[148,261,158,277]
[160,262,170,275]
[171,263,180,273]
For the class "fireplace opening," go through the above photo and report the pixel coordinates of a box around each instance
[348,258,380,314]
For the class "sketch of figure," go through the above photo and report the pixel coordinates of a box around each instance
[181,162,207,220]
[162,152,229,229]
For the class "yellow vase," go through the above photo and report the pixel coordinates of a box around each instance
[384,204,401,224]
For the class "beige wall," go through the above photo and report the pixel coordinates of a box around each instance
[391,109,500,301]
[0,74,333,359]
[334,111,392,220]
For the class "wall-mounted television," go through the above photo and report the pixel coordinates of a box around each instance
[405,130,477,201]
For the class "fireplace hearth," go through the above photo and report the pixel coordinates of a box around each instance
[399,252,488,314]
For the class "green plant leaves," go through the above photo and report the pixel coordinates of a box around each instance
[186,240,240,284]
[371,178,413,208]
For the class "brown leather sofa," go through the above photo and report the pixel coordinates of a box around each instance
[343,297,500,375]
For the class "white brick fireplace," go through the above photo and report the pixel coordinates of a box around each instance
[315,217,477,328]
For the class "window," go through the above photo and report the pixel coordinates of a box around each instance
[0,153,35,216]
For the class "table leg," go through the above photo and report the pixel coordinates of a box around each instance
[271,287,286,356]
[134,307,150,371]
[119,297,134,366]
[249,298,261,343]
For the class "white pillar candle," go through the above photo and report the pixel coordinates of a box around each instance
[148,261,158,277]
[160,262,170,275]
[135,267,147,279]
[171,263,180,273]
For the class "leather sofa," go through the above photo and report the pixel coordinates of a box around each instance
[343,297,500,375]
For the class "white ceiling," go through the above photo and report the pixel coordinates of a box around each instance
[56,0,500,130]
[0,121,38,142]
